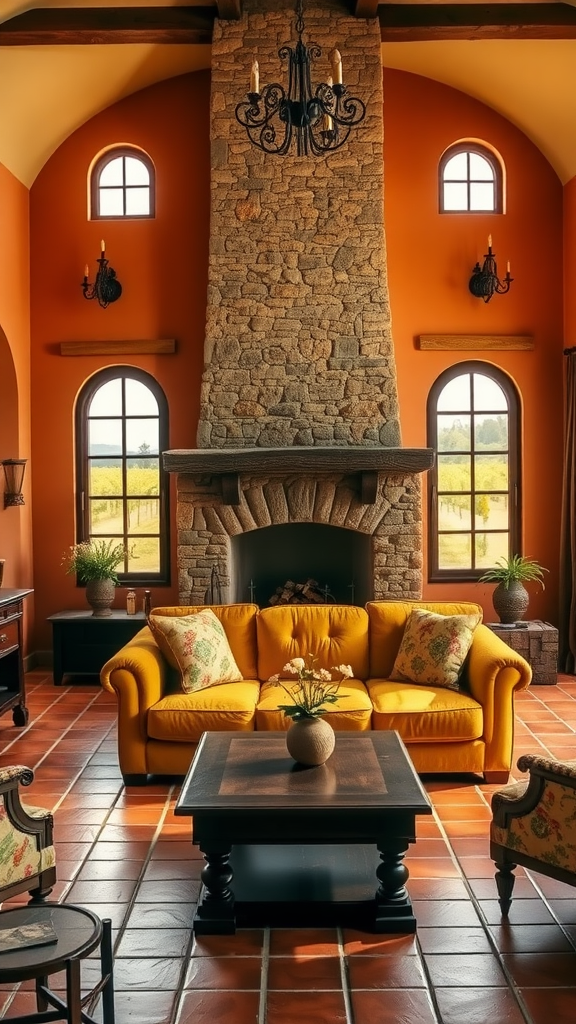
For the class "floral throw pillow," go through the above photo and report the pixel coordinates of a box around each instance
[148,609,242,693]
[390,608,482,691]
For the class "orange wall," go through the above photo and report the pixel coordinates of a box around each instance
[30,72,211,652]
[383,70,564,624]
[28,67,565,655]
[0,162,34,648]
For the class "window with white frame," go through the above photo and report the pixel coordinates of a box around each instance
[440,143,502,213]
[91,148,155,219]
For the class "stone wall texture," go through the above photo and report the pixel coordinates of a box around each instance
[173,1,426,605]
[196,0,401,449]
[177,471,423,604]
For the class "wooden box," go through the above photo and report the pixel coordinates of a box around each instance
[487,620,559,685]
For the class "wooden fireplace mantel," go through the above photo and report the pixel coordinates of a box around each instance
[162,446,435,505]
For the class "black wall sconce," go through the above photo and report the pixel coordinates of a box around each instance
[469,235,512,303]
[82,240,122,309]
[2,459,27,507]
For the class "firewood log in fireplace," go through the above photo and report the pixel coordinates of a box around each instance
[269,579,334,605]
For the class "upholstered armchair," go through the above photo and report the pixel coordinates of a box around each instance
[0,765,56,903]
[490,754,576,915]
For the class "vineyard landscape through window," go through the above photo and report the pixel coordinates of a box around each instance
[77,370,169,584]
[429,367,518,580]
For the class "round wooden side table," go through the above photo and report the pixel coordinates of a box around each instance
[0,903,114,1024]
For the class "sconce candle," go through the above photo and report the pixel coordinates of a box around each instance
[2,459,27,508]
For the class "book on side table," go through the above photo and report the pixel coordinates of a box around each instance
[0,918,57,954]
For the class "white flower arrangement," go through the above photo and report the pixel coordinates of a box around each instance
[268,655,354,721]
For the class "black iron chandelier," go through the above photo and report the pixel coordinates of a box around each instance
[82,240,122,309]
[469,236,512,303]
[235,0,366,156]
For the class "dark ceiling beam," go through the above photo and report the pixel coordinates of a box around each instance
[379,4,576,41]
[4,3,576,43]
[214,0,242,18]
[0,7,215,45]
[354,0,381,16]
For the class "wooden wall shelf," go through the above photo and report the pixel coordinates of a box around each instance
[417,335,534,351]
[60,339,176,356]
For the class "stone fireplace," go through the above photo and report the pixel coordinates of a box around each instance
[163,0,433,605]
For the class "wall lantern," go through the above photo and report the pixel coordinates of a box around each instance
[469,235,512,303]
[235,0,366,156]
[82,239,122,309]
[2,459,27,507]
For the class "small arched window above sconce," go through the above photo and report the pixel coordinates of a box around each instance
[2,459,27,507]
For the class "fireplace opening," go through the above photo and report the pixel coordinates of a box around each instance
[230,523,372,607]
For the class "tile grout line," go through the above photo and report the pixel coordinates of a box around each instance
[258,927,270,1024]
[337,925,355,1024]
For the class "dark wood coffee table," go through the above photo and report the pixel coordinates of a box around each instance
[175,730,432,935]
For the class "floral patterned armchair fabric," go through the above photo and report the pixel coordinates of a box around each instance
[0,765,56,903]
[490,754,576,915]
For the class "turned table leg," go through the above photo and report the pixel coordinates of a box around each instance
[194,842,236,934]
[374,839,417,933]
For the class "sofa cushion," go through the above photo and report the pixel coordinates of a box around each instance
[367,680,484,742]
[366,601,484,679]
[148,608,242,693]
[257,604,370,682]
[256,678,373,731]
[390,608,481,691]
[149,604,259,680]
[147,679,261,742]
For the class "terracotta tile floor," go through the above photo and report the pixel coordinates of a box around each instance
[1,669,576,1023]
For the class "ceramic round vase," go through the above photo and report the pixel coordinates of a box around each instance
[85,578,115,617]
[492,580,530,624]
[285,717,335,767]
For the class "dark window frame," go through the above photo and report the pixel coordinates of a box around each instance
[75,366,170,587]
[427,361,521,583]
[90,147,156,220]
[439,143,503,214]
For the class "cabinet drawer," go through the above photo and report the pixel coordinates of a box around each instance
[0,620,18,654]
[0,602,19,621]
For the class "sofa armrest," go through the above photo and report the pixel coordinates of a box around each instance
[100,626,170,778]
[466,623,532,774]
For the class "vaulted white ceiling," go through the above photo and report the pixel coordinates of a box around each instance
[1,1,575,186]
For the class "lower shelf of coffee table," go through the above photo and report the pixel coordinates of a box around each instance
[197,843,417,933]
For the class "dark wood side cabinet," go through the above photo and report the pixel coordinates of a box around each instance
[0,588,33,726]
[48,609,146,685]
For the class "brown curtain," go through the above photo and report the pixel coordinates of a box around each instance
[559,348,576,672]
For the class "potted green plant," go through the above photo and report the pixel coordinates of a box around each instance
[478,554,548,624]
[268,656,353,766]
[62,539,126,617]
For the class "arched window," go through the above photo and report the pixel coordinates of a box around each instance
[427,362,520,581]
[91,148,155,219]
[440,143,503,213]
[75,368,170,585]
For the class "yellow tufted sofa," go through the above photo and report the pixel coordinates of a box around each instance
[100,600,532,786]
